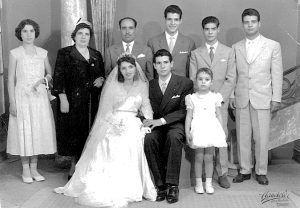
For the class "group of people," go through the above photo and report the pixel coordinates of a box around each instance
[7,4,283,208]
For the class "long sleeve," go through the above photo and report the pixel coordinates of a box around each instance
[219,48,236,101]
[140,83,153,119]
[53,49,66,95]
[104,48,113,78]
[271,42,283,102]
[145,47,154,80]
[189,50,197,82]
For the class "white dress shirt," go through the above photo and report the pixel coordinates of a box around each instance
[246,35,261,63]
[122,41,134,53]
[205,41,219,54]
[165,31,178,47]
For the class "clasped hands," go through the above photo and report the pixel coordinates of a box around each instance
[143,119,163,130]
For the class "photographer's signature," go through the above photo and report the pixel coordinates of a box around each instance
[260,190,290,206]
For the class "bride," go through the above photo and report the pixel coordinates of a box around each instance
[54,54,157,207]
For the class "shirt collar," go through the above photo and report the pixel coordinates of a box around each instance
[246,34,261,45]
[159,73,172,87]
[205,41,218,52]
[122,41,135,51]
[165,31,178,41]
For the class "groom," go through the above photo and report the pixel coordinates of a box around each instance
[143,49,193,203]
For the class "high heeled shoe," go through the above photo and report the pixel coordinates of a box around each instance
[22,176,33,184]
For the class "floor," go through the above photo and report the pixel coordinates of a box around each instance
[0,156,300,208]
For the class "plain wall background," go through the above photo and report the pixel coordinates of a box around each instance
[1,0,299,109]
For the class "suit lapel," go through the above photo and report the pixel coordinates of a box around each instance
[132,42,140,56]
[211,44,223,68]
[171,33,183,56]
[152,79,163,105]
[158,33,169,51]
[160,75,177,111]
[251,36,267,64]
[114,43,124,55]
[70,45,88,62]
[199,46,211,67]
[237,39,248,64]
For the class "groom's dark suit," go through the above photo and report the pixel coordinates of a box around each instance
[144,74,193,187]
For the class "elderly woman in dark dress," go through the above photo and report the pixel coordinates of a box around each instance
[53,21,105,179]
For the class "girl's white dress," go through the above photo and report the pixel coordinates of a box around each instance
[186,92,227,149]
[54,81,157,208]
[7,46,56,156]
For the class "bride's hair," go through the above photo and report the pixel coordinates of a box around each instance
[117,55,138,82]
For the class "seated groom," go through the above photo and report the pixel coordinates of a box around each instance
[104,17,153,80]
[143,49,193,203]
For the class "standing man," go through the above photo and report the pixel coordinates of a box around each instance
[231,8,283,185]
[144,49,193,203]
[189,16,236,189]
[147,5,195,78]
[105,17,153,80]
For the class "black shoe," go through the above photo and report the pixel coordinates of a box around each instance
[156,186,167,202]
[218,175,230,189]
[256,174,269,185]
[166,185,179,204]
[232,173,251,183]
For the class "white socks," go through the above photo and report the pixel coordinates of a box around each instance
[195,178,214,194]
[205,178,214,194]
[195,178,204,194]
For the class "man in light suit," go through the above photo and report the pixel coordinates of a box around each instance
[144,49,193,203]
[147,5,195,78]
[189,16,236,189]
[105,17,153,80]
[230,8,283,185]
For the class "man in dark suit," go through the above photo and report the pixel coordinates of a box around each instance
[144,49,193,203]
[147,5,195,78]
[105,17,153,80]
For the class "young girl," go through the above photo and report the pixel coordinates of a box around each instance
[7,19,56,183]
[185,68,227,194]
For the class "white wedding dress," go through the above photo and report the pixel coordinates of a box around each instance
[54,70,157,207]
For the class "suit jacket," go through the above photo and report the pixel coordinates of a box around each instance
[189,42,236,104]
[233,35,283,109]
[147,32,196,77]
[149,74,193,132]
[104,41,153,80]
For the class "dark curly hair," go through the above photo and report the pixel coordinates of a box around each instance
[71,23,94,42]
[117,55,137,83]
[15,19,40,41]
[196,67,213,80]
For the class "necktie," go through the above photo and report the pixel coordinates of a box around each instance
[169,37,175,53]
[209,46,214,62]
[125,43,130,53]
[161,82,167,94]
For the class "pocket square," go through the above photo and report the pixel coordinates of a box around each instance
[137,53,145,58]
[171,95,180,99]
[179,51,188,54]
[220,59,227,62]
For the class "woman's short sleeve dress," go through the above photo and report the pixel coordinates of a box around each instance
[7,46,56,156]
